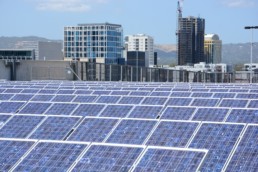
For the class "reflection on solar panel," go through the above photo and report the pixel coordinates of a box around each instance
[45,103,78,115]
[189,123,244,172]
[106,119,157,145]
[161,106,196,120]
[191,98,219,107]
[192,107,229,122]
[72,144,143,172]
[213,92,236,98]
[219,99,248,108]
[133,148,206,172]
[166,98,193,106]
[0,139,35,171]
[118,96,143,105]
[68,118,119,142]
[10,94,34,101]
[99,105,133,117]
[248,100,258,108]
[0,94,14,101]
[142,97,167,105]
[13,142,87,171]
[0,115,45,138]
[128,105,163,119]
[0,101,25,113]
[225,125,258,172]
[146,121,199,147]
[72,104,105,116]
[226,109,258,123]
[19,102,52,114]
[96,96,121,104]
[51,95,76,102]
[31,94,55,101]
[29,116,80,140]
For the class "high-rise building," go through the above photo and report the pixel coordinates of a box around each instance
[177,16,205,65]
[125,34,154,67]
[204,34,222,64]
[64,23,123,64]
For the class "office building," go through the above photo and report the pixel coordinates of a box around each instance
[0,49,35,60]
[177,16,205,65]
[125,34,154,67]
[64,23,123,64]
[204,34,222,64]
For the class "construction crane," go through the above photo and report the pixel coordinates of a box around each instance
[176,0,184,36]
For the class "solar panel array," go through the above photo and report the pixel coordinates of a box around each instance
[0,81,257,171]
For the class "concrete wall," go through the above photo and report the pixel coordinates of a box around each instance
[0,60,11,80]
[38,42,63,60]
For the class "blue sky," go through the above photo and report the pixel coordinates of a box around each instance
[0,0,257,44]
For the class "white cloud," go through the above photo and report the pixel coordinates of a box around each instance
[221,0,256,8]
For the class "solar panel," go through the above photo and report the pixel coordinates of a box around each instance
[30,94,55,101]
[0,139,35,171]
[56,89,75,94]
[0,114,12,123]
[72,104,105,116]
[166,97,193,106]
[192,107,229,122]
[38,89,57,94]
[249,89,258,93]
[210,88,229,92]
[155,88,172,91]
[219,99,249,108]
[10,94,34,101]
[146,121,199,147]
[160,106,196,120]
[72,95,98,103]
[4,88,23,93]
[19,102,52,114]
[236,93,258,99]
[110,90,130,95]
[225,125,258,172]
[74,90,92,94]
[68,117,119,142]
[150,91,171,97]
[130,91,150,96]
[21,89,39,94]
[0,88,6,93]
[226,109,258,124]
[71,144,143,172]
[13,141,87,171]
[0,115,45,138]
[191,92,213,98]
[29,116,80,140]
[248,100,258,108]
[51,95,76,102]
[0,93,14,101]
[0,101,25,113]
[191,88,210,92]
[189,123,244,172]
[133,147,207,172]
[99,105,133,118]
[141,97,168,105]
[118,96,144,105]
[92,90,111,95]
[191,98,219,107]
[106,119,157,145]
[45,103,78,116]
[213,92,236,98]
[96,95,121,104]
[229,89,249,93]
[128,105,163,119]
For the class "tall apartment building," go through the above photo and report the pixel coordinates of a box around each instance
[204,34,222,64]
[125,34,154,67]
[177,16,205,65]
[64,23,123,64]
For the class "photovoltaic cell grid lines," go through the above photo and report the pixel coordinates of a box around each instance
[72,145,143,172]
[225,125,258,172]
[51,95,76,102]
[118,96,144,105]
[45,103,78,116]
[134,148,206,172]
[146,121,199,147]
[141,97,168,105]
[128,106,163,119]
[0,101,25,113]
[161,107,196,120]
[226,109,258,124]
[10,94,34,101]
[99,105,133,118]
[96,95,121,104]
[248,100,258,108]
[30,94,55,102]
[0,140,35,171]
[106,119,157,145]
[192,108,229,122]
[72,95,97,103]
[219,99,249,108]
[166,97,192,106]
[19,102,52,114]
[13,142,87,172]
[191,98,219,107]
[189,123,244,172]
[72,104,105,116]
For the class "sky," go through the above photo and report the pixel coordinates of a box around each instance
[0,0,257,44]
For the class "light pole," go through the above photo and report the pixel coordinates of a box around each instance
[245,26,258,83]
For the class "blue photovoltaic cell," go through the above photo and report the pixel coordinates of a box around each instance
[229,89,249,93]
[134,148,205,172]
[0,140,35,171]
[45,103,78,115]
[189,123,244,172]
[4,89,23,93]
[72,95,97,103]
[146,121,199,147]
[122,87,138,91]
[21,89,39,94]
[166,98,193,106]
[226,109,258,124]
[0,94,14,101]
[99,105,133,117]
[0,89,5,93]
[226,126,258,172]
[74,90,92,94]
[248,100,258,108]
[191,98,219,107]
[72,104,105,116]
[250,89,258,93]
[106,119,157,145]
[141,97,167,105]
[0,115,11,123]
[106,87,122,91]
[10,94,34,101]
[68,118,119,142]
[38,89,57,94]
[118,96,143,105]
[128,106,163,119]
[110,91,130,95]
[192,108,229,122]
[92,90,111,95]
[172,88,190,91]
[191,92,213,98]
[219,99,248,108]
[19,102,52,114]
[160,107,196,120]
[29,116,80,140]
[213,93,236,98]
[56,89,75,94]
[13,142,87,172]
[210,89,229,92]
[72,145,143,172]
[236,93,258,99]
[51,95,76,102]
[150,92,171,97]
[155,88,172,91]
[31,94,55,101]
[0,115,45,138]
[138,87,154,91]
[130,91,150,96]
[0,101,25,113]
[96,96,121,104]
[192,88,210,92]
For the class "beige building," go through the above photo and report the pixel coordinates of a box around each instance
[204,34,222,64]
